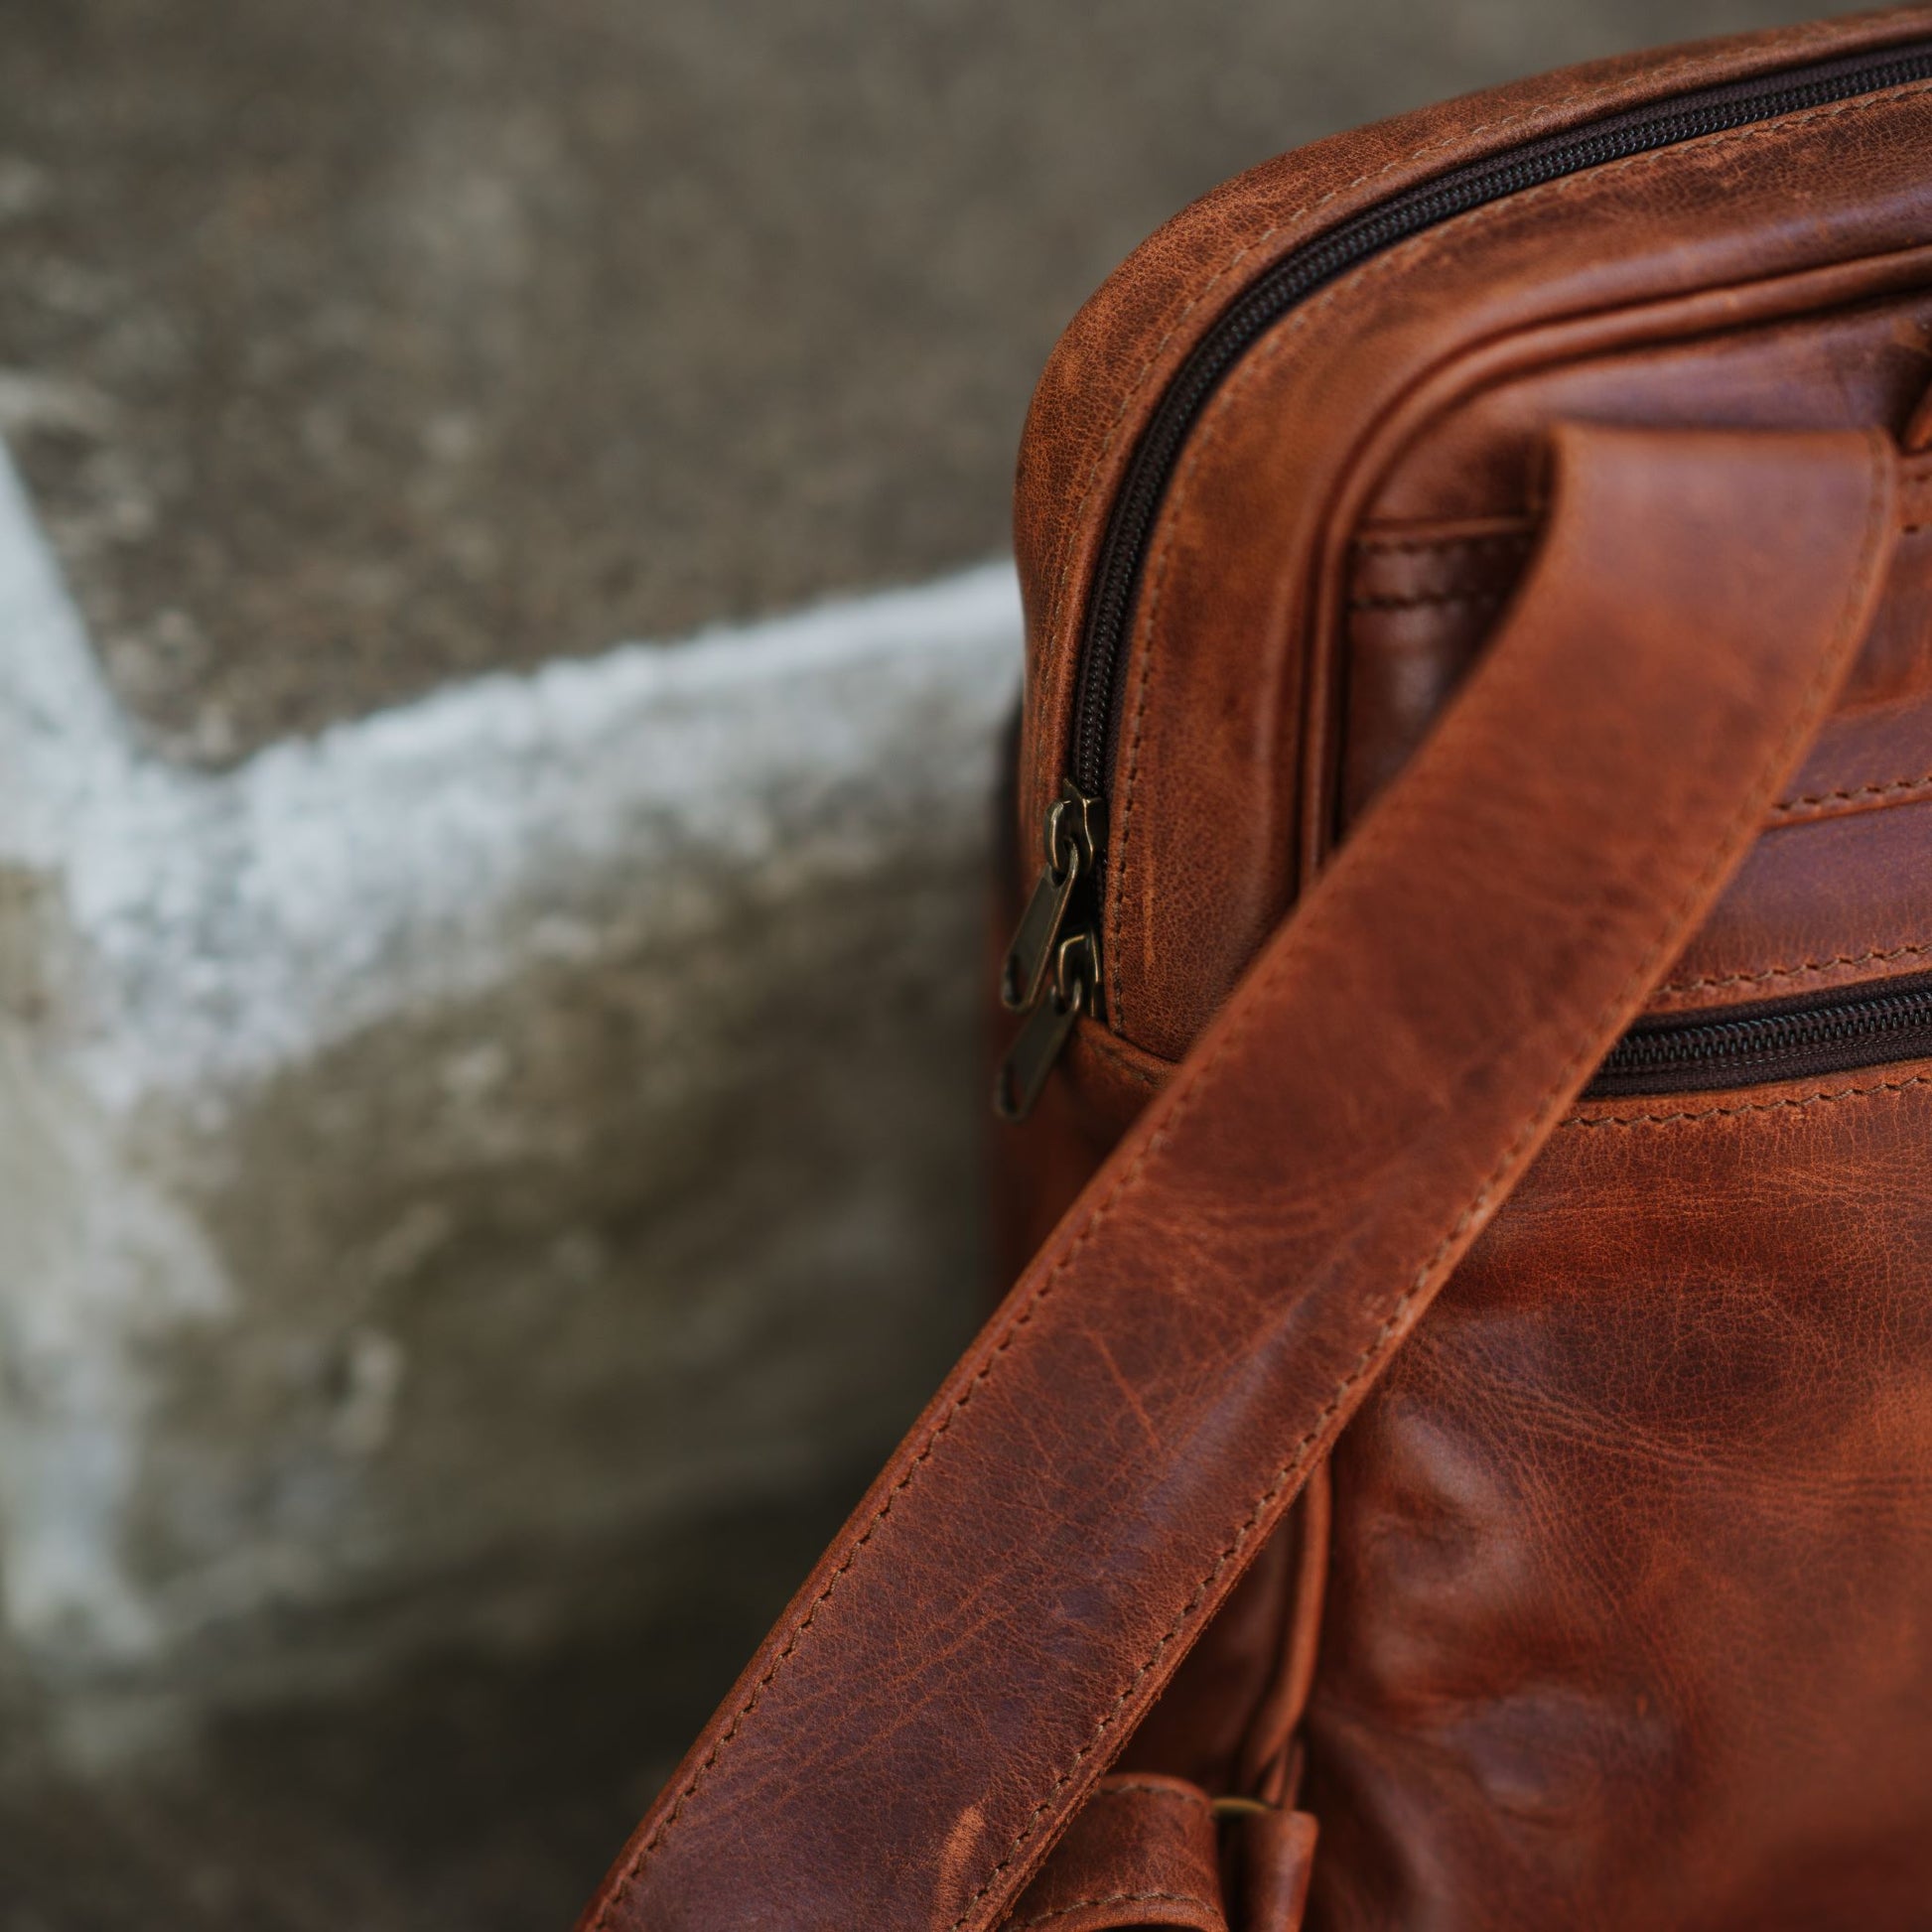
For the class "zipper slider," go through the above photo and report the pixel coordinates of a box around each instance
[994,778,1107,1122]
[1000,780,1106,1013]
[994,929,1098,1123]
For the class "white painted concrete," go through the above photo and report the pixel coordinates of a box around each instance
[0,443,1023,1742]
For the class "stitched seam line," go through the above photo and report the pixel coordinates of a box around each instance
[1770,769,1932,813]
[1006,1891,1206,1932]
[1568,1070,1932,1129]
[598,54,1902,1932]
[943,425,1889,1929]
[1657,939,1932,995]
[592,896,1253,1918]
[1103,75,1932,1030]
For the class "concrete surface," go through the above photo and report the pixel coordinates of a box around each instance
[0,441,1013,1724]
[0,1479,855,1930]
[0,0,1850,1922]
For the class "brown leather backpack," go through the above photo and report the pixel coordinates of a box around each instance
[579,13,1932,1928]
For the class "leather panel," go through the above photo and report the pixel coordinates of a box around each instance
[1308,1060,1932,1930]
[1349,526,1932,825]
[1346,288,1932,824]
[1651,796,1932,1011]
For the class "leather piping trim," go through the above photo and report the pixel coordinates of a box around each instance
[1351,525,1533,555]
[1087,1781,1213,1807]
[1079,1028,1171,1088]
[1346,588,1508,613]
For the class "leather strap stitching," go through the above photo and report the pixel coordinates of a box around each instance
[1570,1070,1932,1129]
[1657,939,1932,996]
[1769,770,1932,815]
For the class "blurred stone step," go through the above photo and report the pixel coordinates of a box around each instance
[0,442,1019,1764]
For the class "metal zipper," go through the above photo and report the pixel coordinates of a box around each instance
[1587,970,1932,1098]
[996,35,1932,1121]
[994,778,1105,1122]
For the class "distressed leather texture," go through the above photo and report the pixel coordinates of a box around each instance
[1307,1069,1932,1929]
[579,14,1932,1931]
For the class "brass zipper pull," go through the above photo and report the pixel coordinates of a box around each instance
[995,778,1107,1122]
[1000,780,1106,1013]
[994,928,1097,1123]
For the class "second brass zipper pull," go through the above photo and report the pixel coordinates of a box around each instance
[995,777,1106,1124]
[994,929,1098,1123]
[1000,780,1105,1014]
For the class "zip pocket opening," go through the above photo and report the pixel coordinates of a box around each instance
[1587,970,1932,1098]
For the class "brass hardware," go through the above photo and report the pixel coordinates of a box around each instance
[1001,805,1082,1014]
[1209,1795,1275,1820]
[994,779,1107,1123]
[994,928,1096,1123]
[999,780,1106,1014]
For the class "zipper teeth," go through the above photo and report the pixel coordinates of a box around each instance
[1069,39,1932,801]
[1598,979,1932,1082]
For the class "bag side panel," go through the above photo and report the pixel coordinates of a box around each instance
[1309,1062,1932,1931]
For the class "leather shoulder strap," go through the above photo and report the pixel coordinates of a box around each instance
[581,422,1899,1932]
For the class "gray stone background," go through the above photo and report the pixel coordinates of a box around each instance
[0,0,1835,1923]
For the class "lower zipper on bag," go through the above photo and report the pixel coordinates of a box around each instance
[994,928,1100,1123]
[1001,947,1932,1117]
[1586,969,1932,1098]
